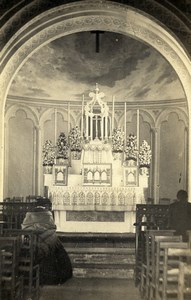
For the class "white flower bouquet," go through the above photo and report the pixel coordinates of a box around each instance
[56,132,69,159]
[68,126,83,152]
[112,128,124,153]
[42,140,55,166]
[139,140,152,167]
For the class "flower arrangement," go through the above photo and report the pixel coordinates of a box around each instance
[139,140,152,167]
[68,126,83,152]
[56,132,69,159]
[124,133,138,161]
[111,128,124,153]
[42,140,55,166]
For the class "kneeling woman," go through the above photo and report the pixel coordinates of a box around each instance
[22,206,73,285]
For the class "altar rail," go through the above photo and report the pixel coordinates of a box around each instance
[49,186,147,211]
[134,204,170,285]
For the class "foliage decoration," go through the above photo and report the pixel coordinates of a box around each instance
[56,132,69,159]
[68,126,83,152]
[139,140,152,167]
[42,140,55,166]
[124,133,138,161]
[111,128,124,153]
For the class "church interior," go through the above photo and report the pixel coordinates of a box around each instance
[0,0,191,299]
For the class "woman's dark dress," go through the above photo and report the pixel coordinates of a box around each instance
[22,209,73,285]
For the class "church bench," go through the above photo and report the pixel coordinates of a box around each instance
[0,236,23,300]
[140,230,179,299]
[178,262,191,300]
[150,241,191,300]
[135,204,170,285]
[3,229,40,300]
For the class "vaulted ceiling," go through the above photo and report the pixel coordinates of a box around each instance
[8,31,185,103]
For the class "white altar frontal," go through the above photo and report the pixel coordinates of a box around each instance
[44,85,149,234]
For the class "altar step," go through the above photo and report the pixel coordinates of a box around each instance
[59,233,136,279]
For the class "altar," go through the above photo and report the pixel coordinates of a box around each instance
[43,85,151,233]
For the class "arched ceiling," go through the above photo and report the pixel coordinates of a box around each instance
[8,31,185,102]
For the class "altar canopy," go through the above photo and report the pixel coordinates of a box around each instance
[44,85,150,233]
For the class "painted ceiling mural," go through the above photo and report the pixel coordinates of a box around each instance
[9,32,185,102]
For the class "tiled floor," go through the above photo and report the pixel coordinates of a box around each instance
[39,277,141,300]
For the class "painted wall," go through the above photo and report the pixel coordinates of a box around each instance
[7,110,34,198]
[159,113,186,200]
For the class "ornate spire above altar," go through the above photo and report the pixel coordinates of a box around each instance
[84,84,110,140]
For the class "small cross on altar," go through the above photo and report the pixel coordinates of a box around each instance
[91,31,104,53]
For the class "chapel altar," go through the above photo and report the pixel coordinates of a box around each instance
[43,85,150,233]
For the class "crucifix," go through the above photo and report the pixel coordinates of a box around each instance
[91,30,104,53]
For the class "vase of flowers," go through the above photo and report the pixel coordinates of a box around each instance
[124,133,138,164]
[42,140,55,173]
[68,126,83,160]
[139,140,152,175]
[56,132,69,164]
[112,128,124,159]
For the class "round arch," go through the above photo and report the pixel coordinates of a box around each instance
[0,1,191,198]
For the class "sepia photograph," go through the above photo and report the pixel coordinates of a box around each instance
[0,0,191,299]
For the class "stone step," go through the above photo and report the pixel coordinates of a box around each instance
[60,233,136,279]
[66,247,135,279]
[72,266,134,279]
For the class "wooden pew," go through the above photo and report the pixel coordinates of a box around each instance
[178,262,191,300]
[150,241,190,300]
[0,236,23,300]
[135,204,170,285]
[4,229,40,300]
[140,230,175,297]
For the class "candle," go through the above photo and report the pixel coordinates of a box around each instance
[68,102,70,133]
[137,109,140,151]
[81,95,84,136]
[112,96,115,132]
[124,102,127,146]
[54,108,57,145]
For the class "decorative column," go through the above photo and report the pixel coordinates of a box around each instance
[183,127,188,191]
[33,126,37,195]
[37,125,42,195]
[3,121,8,197]
[152,127,160,204]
